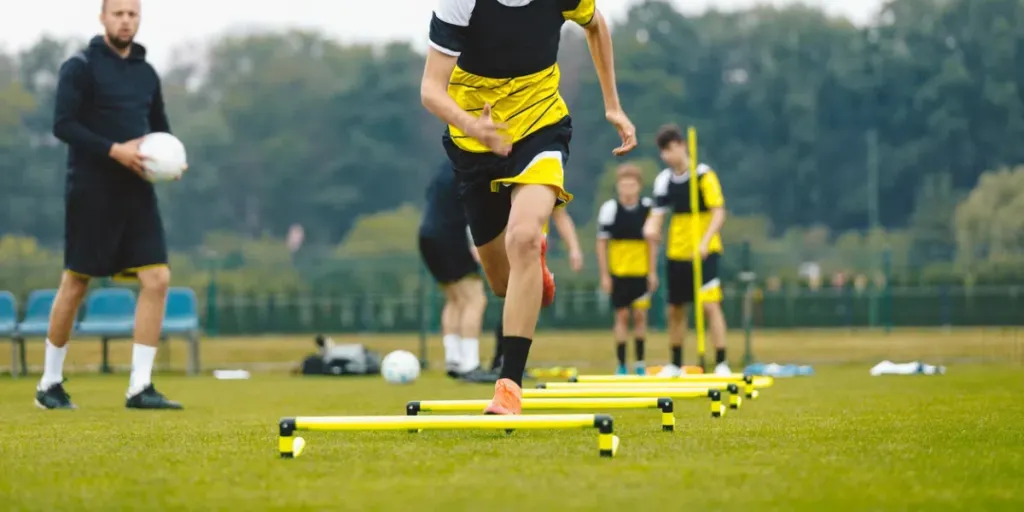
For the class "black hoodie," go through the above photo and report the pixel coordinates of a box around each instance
[52,35,170,188]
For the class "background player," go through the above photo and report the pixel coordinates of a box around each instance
[596,163,657,376]
[37,0,182,410]
[421,0,637,414]
[418,161,488,379]
[644,124,732,377]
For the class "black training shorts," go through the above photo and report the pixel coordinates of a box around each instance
[418,235,479,285]
[611,276,650,310]
[64,183,168,279]
[666,254,722,306]
[444,116,573,247]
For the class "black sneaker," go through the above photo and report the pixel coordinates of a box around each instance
[460,367,501,384]
[35,381,77,410]
[125,384,183,410]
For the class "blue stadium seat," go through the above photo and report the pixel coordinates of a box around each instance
[11,289,59,377]
[163,287,200,333]
[77,288,137,338]
[1,291,16,377]
[0,291,15,337]
[17,289,58,338]
[161,287,202,376]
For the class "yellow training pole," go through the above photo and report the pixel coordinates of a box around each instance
[687,126,707,372]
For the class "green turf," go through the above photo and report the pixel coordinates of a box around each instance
[1,364,1022,510]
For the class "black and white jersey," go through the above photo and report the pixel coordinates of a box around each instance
[428,0,596,153]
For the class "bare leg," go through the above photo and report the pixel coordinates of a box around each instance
[453,276,486,372]
[440,286,462,372]
[704,302,729,368]
[129,266,170,393]
[632,307,648,371]
[39,272,90,389]
[475,232,510,298]
[667,304,688,368]
[613,308,629,370]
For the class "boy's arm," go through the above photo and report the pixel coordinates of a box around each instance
[699,171,727,254]
[579,7,637,155]
[595,200,616,280]
[552,208,583,271]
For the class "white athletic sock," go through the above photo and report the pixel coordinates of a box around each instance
[128,343,157,394]
[39,339,67,390]
[460,338,480,372]
[443,334,462,370]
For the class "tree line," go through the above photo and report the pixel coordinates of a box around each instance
[1,0,1023,291]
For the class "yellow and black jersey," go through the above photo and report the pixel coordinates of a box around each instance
[428,0,595,154]
[597,197,652,277]
[653,164,725,262]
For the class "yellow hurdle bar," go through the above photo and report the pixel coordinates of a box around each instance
[407,398,676,432]
[537,382,744,410]
[569,374,769,398]
[278,414,619,459]
[522,388,726,417]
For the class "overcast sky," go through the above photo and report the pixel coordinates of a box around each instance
[1,0,881,71]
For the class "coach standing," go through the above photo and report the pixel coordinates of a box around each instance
[35,0,182,410]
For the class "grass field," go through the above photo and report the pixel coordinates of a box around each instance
[2,329,1023,510]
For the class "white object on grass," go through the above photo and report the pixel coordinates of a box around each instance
[381,350,421,384]
[870,360,946,376]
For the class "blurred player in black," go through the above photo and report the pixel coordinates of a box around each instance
[418,162,492,381]
[37,0,182,410]
[596,164,657,375]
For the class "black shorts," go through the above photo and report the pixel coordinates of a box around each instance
[444,116,573,247]
[418,235,479,285]
[611,277,650,310]
[64,183,168,279]
[667,254,722,306]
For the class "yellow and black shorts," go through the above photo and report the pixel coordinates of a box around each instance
[667,254,722,306]
[444,116,573,247]
[64,182,168,280]
[611,277,651,311]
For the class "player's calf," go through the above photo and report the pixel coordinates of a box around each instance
[475,233,510,297]
[632,308,648,375]
[613,308,630,375]
[35,271,90,409]
[126,266,182,410]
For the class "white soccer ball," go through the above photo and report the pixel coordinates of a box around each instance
[139,132,187,182]
[381,350,421,384]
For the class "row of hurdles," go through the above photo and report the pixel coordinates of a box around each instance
[278,373,774,459]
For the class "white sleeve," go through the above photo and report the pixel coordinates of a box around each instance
[596,200,617,239]
[652,170,671,213]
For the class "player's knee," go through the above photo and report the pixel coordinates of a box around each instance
[60,272,90,301]
[614,308,630,326]
[138,266,171,294]
[633,308,648,324]
[504,222,542,263]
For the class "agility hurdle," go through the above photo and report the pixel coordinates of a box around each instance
[538,382,744,410]
[569,374,767,399]
[523,388,727,417]
[407,398,676,432]
[278,414,620,458]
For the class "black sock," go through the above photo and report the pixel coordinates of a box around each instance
[671,345,683,367]
[615,342,627,366]
[716,348,727,365]
[634,338,645,362]
[499,336,532,387]
[490,318,504,370]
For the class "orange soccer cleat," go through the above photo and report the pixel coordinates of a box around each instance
[483,378,523,415]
